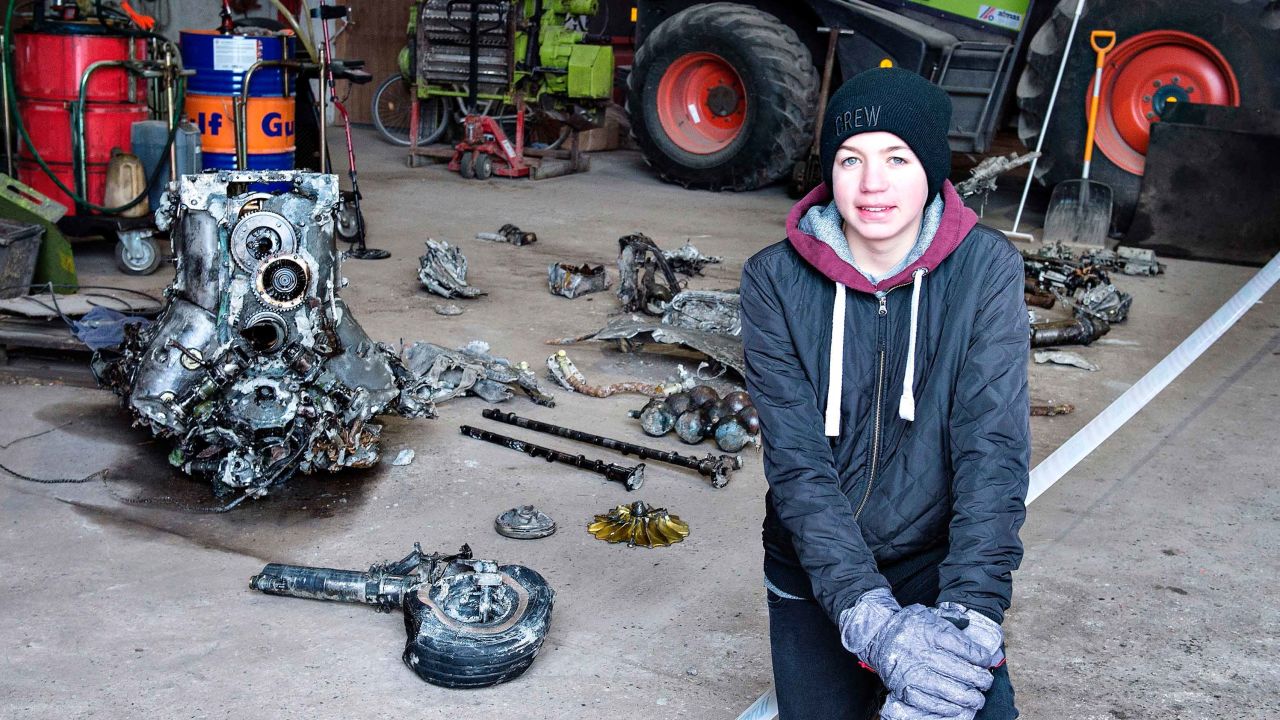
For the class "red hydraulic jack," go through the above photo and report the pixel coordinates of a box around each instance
[448,96,531,180]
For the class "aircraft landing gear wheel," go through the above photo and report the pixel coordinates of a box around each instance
[402,563,554,688]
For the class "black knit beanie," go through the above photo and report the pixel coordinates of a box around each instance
[820,66,953,201]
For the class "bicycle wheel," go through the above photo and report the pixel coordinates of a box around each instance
[371,74,447,147]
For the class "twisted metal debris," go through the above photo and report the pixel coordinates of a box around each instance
[405,340,555,406]
[418,239,486,298]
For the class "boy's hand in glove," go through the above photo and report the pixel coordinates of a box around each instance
[879,695,976,720]
[839,589,994,717]
[876,602,1007,720]
[934,602,1005,668]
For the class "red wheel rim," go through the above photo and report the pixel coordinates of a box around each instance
[1095,30,1239,175]
[656,52,747,154]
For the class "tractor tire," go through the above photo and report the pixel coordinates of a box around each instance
[628,3,818,191]
[1016,0,1280,233]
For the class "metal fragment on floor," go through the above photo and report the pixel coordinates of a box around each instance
[476,223,537,246]
[1033,350,1100,372]
[1030,314,1111,348]
[544,349,676,397]
[662,289,741,335]
[1031,402,1075,416]
[404,340,555,406]
[663,240,722,276]
[495,505,557,539]
[459,424,644,490]
[418,239,486,299]
[548,313,746,379]
[617,233,683,314]
[250,543,554,688]
[483,408,742,488]
[631,386,759,453]
[547,262,611,299]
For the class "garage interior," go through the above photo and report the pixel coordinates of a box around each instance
[1,1,1277,718]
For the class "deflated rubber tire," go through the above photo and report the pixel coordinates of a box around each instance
[401,564,554,688]
[628,3,818,191]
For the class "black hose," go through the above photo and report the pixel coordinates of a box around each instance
[3,26,185,214]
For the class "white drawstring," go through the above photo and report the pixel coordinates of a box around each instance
[824,283,846,436]
[898,268,926,422]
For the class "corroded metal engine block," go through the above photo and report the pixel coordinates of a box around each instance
[93,171,432,499]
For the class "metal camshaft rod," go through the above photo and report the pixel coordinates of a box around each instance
[459,425,645,490]
[481,409,741,488]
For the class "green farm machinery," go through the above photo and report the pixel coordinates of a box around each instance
[384,0,615,178]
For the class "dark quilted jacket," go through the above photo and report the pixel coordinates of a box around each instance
[741,181,1029,625]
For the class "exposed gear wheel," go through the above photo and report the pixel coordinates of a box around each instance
[628,3,818,191]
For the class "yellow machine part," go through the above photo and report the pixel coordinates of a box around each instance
[588,501,689,548]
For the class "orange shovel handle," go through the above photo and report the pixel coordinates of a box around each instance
[1090,31,1117,62]
[1083,31,1116,168]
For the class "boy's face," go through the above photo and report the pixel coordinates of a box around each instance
[831,131,930,249]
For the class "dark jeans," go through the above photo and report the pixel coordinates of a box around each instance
[766,562,1018,720]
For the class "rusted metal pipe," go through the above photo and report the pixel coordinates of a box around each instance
[482,408,740,488]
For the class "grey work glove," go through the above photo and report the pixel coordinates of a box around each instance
[880,695,974,720]
[839,589,994,715]
[934,601,1005,668]
[878,604,1006,720]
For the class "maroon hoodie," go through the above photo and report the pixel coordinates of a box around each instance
[785,179,980,292]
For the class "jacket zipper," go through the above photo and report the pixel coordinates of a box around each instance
[852,271,919,519]
[853,295,888,519]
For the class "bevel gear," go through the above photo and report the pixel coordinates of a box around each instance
[587,501,689,548]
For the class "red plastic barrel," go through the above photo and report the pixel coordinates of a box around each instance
[13,29,148,215]
[18,159,107,215]
[19,99,148,164]
[13,30,146,102]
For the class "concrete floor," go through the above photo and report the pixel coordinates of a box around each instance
[1,129,1277,718]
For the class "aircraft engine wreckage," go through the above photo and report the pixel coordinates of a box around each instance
[250,544,554,688]
[93,172,434,500]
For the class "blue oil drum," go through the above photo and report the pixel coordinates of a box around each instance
[179,30,295,97]
[180,30,296,181]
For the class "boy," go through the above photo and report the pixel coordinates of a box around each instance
[740,67,1029,719]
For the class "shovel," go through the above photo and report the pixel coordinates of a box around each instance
[1044,30,1117,246]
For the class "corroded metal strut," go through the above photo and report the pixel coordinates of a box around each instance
[481,409,739,488]
[459,425,644,490]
